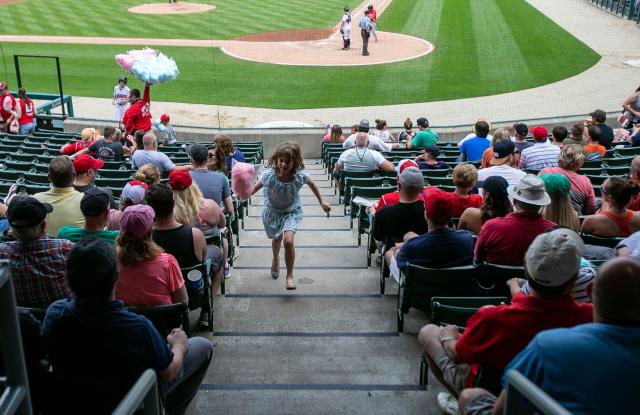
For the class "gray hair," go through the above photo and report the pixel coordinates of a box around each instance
[355,132,368,148]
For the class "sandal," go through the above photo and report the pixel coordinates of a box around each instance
[271,258,279,279]
[286,277,296,290]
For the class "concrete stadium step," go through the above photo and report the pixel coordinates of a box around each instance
[232,246,366,268]
[192,390,434,415]
[203,335,422,385]
[208,296,427,334]
[224,268,388,295]
[212,296,395,333]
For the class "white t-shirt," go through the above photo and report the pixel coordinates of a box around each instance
[343,133,391,152]
[113,85,130,106]
[337,147,386,171]
[371,129,393,143]
[477,164,526,192]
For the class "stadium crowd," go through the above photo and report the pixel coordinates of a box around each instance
[1,80,640,413]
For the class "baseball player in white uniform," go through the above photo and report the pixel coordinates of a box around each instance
[112,76,130,122]
[341,7,352,50]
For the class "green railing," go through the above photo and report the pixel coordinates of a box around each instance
[9,92,74,118]
[588,0,640,23]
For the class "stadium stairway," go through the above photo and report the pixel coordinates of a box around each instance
[188,160,444,414]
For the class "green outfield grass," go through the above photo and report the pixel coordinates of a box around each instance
[0,0,600,109]
[0,0,347,40]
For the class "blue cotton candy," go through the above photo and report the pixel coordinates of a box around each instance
[128,50,179,85]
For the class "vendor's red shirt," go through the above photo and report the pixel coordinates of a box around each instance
[123,85,151,135]
[474,212,555,266]
[450,193,483,218]
[369,9,378,22]
[455,293,593,383]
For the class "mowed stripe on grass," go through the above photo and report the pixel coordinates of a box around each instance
[0,0,600,109]
[0,0,348,40]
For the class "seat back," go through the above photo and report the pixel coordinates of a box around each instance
[127,301,190,338]
[481,263,525,297]
[580,233,624,248]
[400,265,485,315]
[430,296,509,329]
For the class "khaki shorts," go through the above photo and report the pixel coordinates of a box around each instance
[463,392,497,415]
[427,339,471,394]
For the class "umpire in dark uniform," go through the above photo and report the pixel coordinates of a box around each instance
[358,10,372,56]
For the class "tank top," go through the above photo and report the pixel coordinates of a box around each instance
[600,210,634,237]
[152,225,200,268]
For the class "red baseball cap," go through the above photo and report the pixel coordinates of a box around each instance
[424,188,453,224]
[73,154,104,174]
[169,169,192,191]
[531,126,548,141]
[0,82,7,91]
[160,114,170,123]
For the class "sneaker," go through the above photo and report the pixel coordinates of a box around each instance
[198,311,210,330]
[224,261,231,279]
[437,392,459,415]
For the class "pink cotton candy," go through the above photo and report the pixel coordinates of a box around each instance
[231,162,255,200]
[115,48,157,73]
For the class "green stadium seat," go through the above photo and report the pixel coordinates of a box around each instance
[580,233,624,248]
[397,264,490,332]
[127,301,191,338]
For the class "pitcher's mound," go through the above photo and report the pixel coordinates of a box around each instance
[129,2,215,15]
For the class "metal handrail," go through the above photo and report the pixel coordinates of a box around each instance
[0,260,33,415]
[506,370,572,415]
[112,369,160,415]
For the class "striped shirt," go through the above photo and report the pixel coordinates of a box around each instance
[0,238,73,308]
[521,258,595,303]
[519,142,560,170]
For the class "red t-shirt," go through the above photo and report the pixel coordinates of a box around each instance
[369,9,378,22]
[18,98,35,125]
[474,212,556,266]
[0,93,16,122]
[450,193,483,218]
[455,293,593,384]
[122,85,151,135]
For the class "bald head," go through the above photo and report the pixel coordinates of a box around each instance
[594,257,640,326]
[355,132,368,148]
[142,132,157,149]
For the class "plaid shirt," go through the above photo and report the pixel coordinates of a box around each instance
[0,238,73,308]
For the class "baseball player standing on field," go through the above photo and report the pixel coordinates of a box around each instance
[367,4,378,42]
[112,76,130,123]
[358,10,372,56]
[340,6,352,50]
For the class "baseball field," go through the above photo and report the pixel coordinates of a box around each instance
[0,0,600,109]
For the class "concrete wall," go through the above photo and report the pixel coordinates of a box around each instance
[64,115,606,158]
